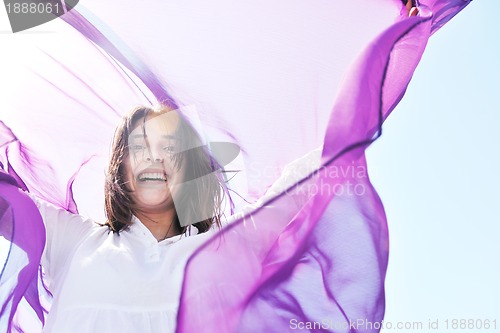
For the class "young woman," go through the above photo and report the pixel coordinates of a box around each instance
[14,105,228,332]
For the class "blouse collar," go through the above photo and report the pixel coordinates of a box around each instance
[128,215,198,246]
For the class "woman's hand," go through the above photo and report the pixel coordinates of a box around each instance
[406,0,419,17]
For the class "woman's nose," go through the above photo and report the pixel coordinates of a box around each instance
[146,157,163,162]
[145,150,164,162]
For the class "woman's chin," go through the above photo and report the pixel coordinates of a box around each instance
[134,191,172,210]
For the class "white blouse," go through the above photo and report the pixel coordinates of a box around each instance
[27,147,321,333]
[29,193,214,333]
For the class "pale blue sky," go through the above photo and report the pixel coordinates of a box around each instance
[366,1,500,331]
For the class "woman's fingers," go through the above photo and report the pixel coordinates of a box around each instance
[406,0,419,17]
[409,6,419,17]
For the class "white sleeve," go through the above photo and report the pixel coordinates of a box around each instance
[25,193,95,281]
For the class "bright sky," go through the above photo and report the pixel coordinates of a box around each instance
[1,1,498,331]
[366,1,500,331]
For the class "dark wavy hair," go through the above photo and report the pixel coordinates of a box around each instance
[104,105,226,234]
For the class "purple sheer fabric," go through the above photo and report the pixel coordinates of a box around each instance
[0,0,470,332]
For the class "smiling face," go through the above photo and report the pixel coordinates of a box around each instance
[124,111,185,212]
[105,104,226,233]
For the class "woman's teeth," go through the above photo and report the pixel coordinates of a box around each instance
[138,172,167,182]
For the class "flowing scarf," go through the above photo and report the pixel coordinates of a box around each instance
[0,0,471,332]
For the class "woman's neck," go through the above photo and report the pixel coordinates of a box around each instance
[134,208,181,241]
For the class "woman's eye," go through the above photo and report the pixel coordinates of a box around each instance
[132,144,145,151]
[164,146,175,153]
